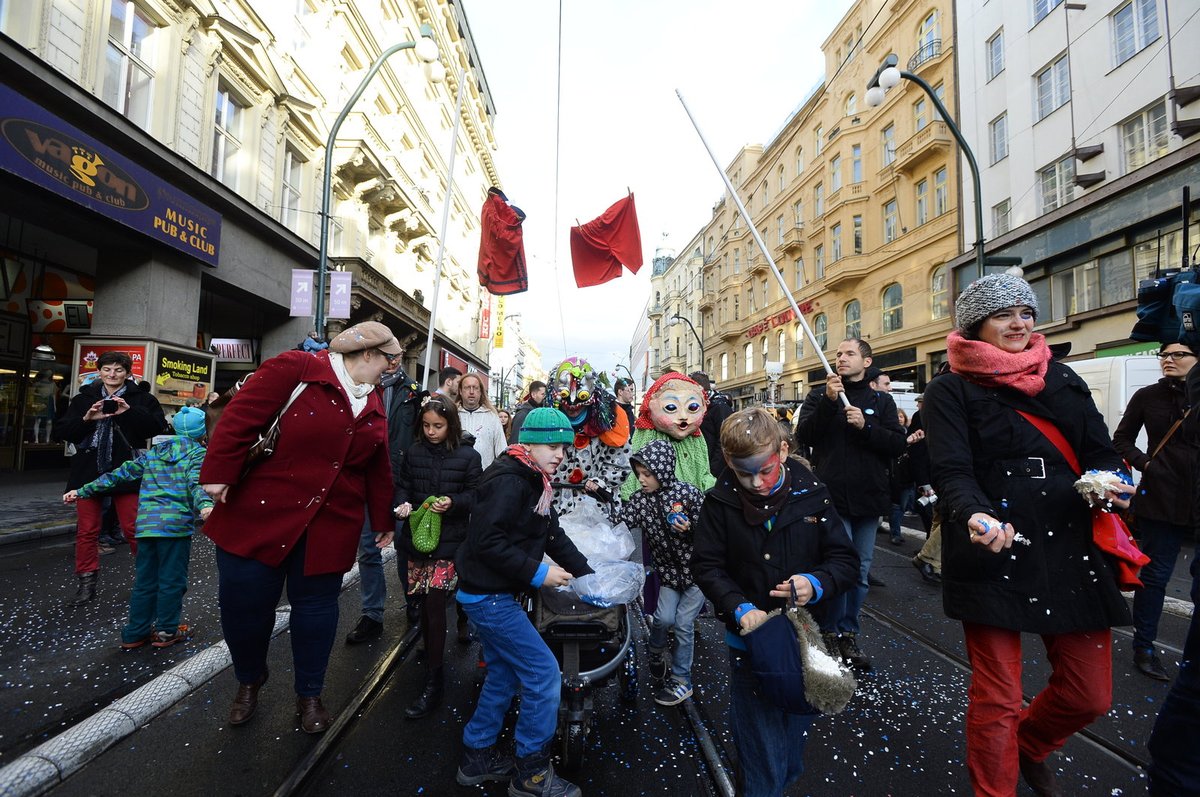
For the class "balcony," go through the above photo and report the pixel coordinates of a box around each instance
[729,225,749,241]
[648,303,665,318]
[775,223,805,257]
[907,39,942,73]
[698,290,716,311]
[894,121,952,175]
[823,254,871,291]
[749,251,769,276]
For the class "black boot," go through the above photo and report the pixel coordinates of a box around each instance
[404,666,444,719]
[70,572,97,606]
[509,747,581,797]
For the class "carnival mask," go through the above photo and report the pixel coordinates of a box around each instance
[646,378,706,440]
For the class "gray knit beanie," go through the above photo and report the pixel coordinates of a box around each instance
[954,273,1038,333]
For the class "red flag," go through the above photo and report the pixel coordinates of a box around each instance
[478,187,529,295]
[570,194,643,288]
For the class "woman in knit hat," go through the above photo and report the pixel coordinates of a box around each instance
[922,273,1135,796]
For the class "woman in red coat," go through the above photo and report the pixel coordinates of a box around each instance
[200,322,398,734]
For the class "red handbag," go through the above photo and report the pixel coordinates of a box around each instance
[1015,411,1149,590]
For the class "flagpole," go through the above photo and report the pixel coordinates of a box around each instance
[675,90,850,409]
[421,64,468,390]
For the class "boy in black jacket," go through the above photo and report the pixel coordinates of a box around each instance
[692,407,859,797]
[454,407,592,797]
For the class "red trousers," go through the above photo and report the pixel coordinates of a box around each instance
[75,493,138,574]
[962,622,1112,797]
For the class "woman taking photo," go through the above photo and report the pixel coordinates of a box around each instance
[57,351,166,605]
[923,274,1134,797]
[200,322,398,734]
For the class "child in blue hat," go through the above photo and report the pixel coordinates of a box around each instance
[65,405,213,648]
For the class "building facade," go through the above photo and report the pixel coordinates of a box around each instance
[647,232,705,380]
[0,0,500,470]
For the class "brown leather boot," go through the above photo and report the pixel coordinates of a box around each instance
[228,670,268,726]
[296,695,331,734]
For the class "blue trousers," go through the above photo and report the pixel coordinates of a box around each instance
[1148,552,1200,795]
[730,650,815,797]
[822,514,877,634]
[460,594,560,758]
[648,584,705,686]
[1131,517,1189,651]
[215,535,343,696]
[123,536,192,643]
[356,521,386,622]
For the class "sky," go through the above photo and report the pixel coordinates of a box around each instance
[461,0,855,379]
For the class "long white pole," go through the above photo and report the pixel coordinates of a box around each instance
[675,90,850,408]
[421,65,469,390]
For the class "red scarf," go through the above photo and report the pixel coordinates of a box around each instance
[505,444,553,516]
[947,330,1051,396]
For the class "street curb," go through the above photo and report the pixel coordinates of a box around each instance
[0,524,75,546]
[0,547,396,797]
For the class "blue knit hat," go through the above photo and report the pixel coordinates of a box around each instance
[518,407,575,444]
[172,406,207,440]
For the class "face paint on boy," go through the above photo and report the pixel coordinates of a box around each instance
[729,448,786,496]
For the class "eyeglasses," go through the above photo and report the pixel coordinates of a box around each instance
[377,350,403,365]
[1157,351,1197,361]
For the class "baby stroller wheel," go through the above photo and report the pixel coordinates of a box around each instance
[560,719,587,772]
[617,644,638,702]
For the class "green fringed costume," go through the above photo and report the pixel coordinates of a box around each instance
[620,428,716,501]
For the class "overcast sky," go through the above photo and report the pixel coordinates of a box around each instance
[462,0,854,378]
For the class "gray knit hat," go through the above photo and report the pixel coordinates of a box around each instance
[955,273,1038,332]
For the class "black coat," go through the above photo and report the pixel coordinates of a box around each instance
[700,392,733,476]
[382,368,421,476]
[455,453,593,595]
[794,377,906,516]
[923,364,1132,634]
[1112,377,1198,527]
[394,438,482,560]
[55,379,167,492]
[508,398,542,444]
[691,459,860,636]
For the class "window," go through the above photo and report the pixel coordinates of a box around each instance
[761,278,768,306]
[830,155,843,192]
[851,144,862,183]
[815,244,825,279]
[986,30,1004,81]
[778,165,786,193]
[933,83,946,122]
[814,313,828,351]
[795,147,804,175]
[745,343,754,374]
[882,125,896,166]
[989,113,1009,164]
[914,97,928,131]
[1039,156,1075,212]
[918,10,939,52]
[734,295,740,320]
[103,0,157,130]
[1112,0,1159,67]
[762,179,769,204]
[916,179,929,226]
[748,284,756,313]
[831,223,843,262]
[1051,260,1102,318]
[852,215,863,254]
[212,84,245,190]
[882,283,904,333]
[762,336,769,367]
[721,352,729,381]
[934,168,948,216]
[778,331,786,363]
[993,198,1012,236]
[815,126,824,155]
[814,183,824,216]
[734,248,741,273]
[1034,0,1064,24]
[1035,55,1070,122]
[930,266,949,320]
[845,93,857,116]
[281,147,304,231]
[794,323,804,359]
[1122,102,1169,172]
[793,200,803,226]
[883,199,898,243]
[845,300,861,339]
[794,257,805,290]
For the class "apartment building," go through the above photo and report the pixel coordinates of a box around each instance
[647,231,705,379]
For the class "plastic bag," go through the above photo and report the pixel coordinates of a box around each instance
[571,560,646,608]
[557,501,635,563]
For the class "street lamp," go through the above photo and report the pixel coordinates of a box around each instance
[314,25,442,336]
[866,53,987,280]
[668,314,704,371]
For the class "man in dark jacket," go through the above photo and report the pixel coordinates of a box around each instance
[507,380,547,443]
[795,338,906,669]
[691,371,732,477]
[1112,340,1199,680]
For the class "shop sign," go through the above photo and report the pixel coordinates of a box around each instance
[441,350,468,374]
[154,345,214,407]
[479,297,492,339]
[0,83,222,267]
[77,343,146,387]
[328,271,352,319]
[210,337,255,363]
[743,304,816,340]
[494,296,506,348]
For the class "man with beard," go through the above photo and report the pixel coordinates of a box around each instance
[457,372,507,469]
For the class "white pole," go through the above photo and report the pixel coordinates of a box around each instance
[421,65,469,390]
[675,90,850,409]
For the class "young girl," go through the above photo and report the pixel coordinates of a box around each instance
[394,398,482,719]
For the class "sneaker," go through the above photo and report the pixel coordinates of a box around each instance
[654,679,693,706]
[838,633,873,671]
[456,744,515,786]
[120,634,152,650]
[1133,649,1170,681]
[151,625,193,648]
[97,543,116,555]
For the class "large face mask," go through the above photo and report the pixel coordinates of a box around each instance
[553,357,599,423]
[647,378,706,440]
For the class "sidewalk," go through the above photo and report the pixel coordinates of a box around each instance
[0,467,76,544]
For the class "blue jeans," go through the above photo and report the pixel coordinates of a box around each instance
[124,536,192,643]
[730,650,815,797]
[1132,517,1189,651]
[889,487,915,541]
[823,514,877,634]
[356,521,386,622]
[460,594,560,758]
[215,535,343,696]
[1148,553,1200,795]
[648,584,705,686]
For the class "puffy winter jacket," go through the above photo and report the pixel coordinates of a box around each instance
[619,439,705,589]
[394,437,482,561]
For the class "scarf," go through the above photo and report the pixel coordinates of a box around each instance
[947,330,1051,397]
[735,466,792,528]
[88,381,129,473]
[329,352,374,417]
[504,444,554,516]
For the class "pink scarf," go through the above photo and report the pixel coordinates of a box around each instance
[947,330,1051,396]
[504,444,553,516]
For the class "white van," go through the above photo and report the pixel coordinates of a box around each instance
[1062,354,1162,460]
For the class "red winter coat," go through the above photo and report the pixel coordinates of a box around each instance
[200,350,394,575]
